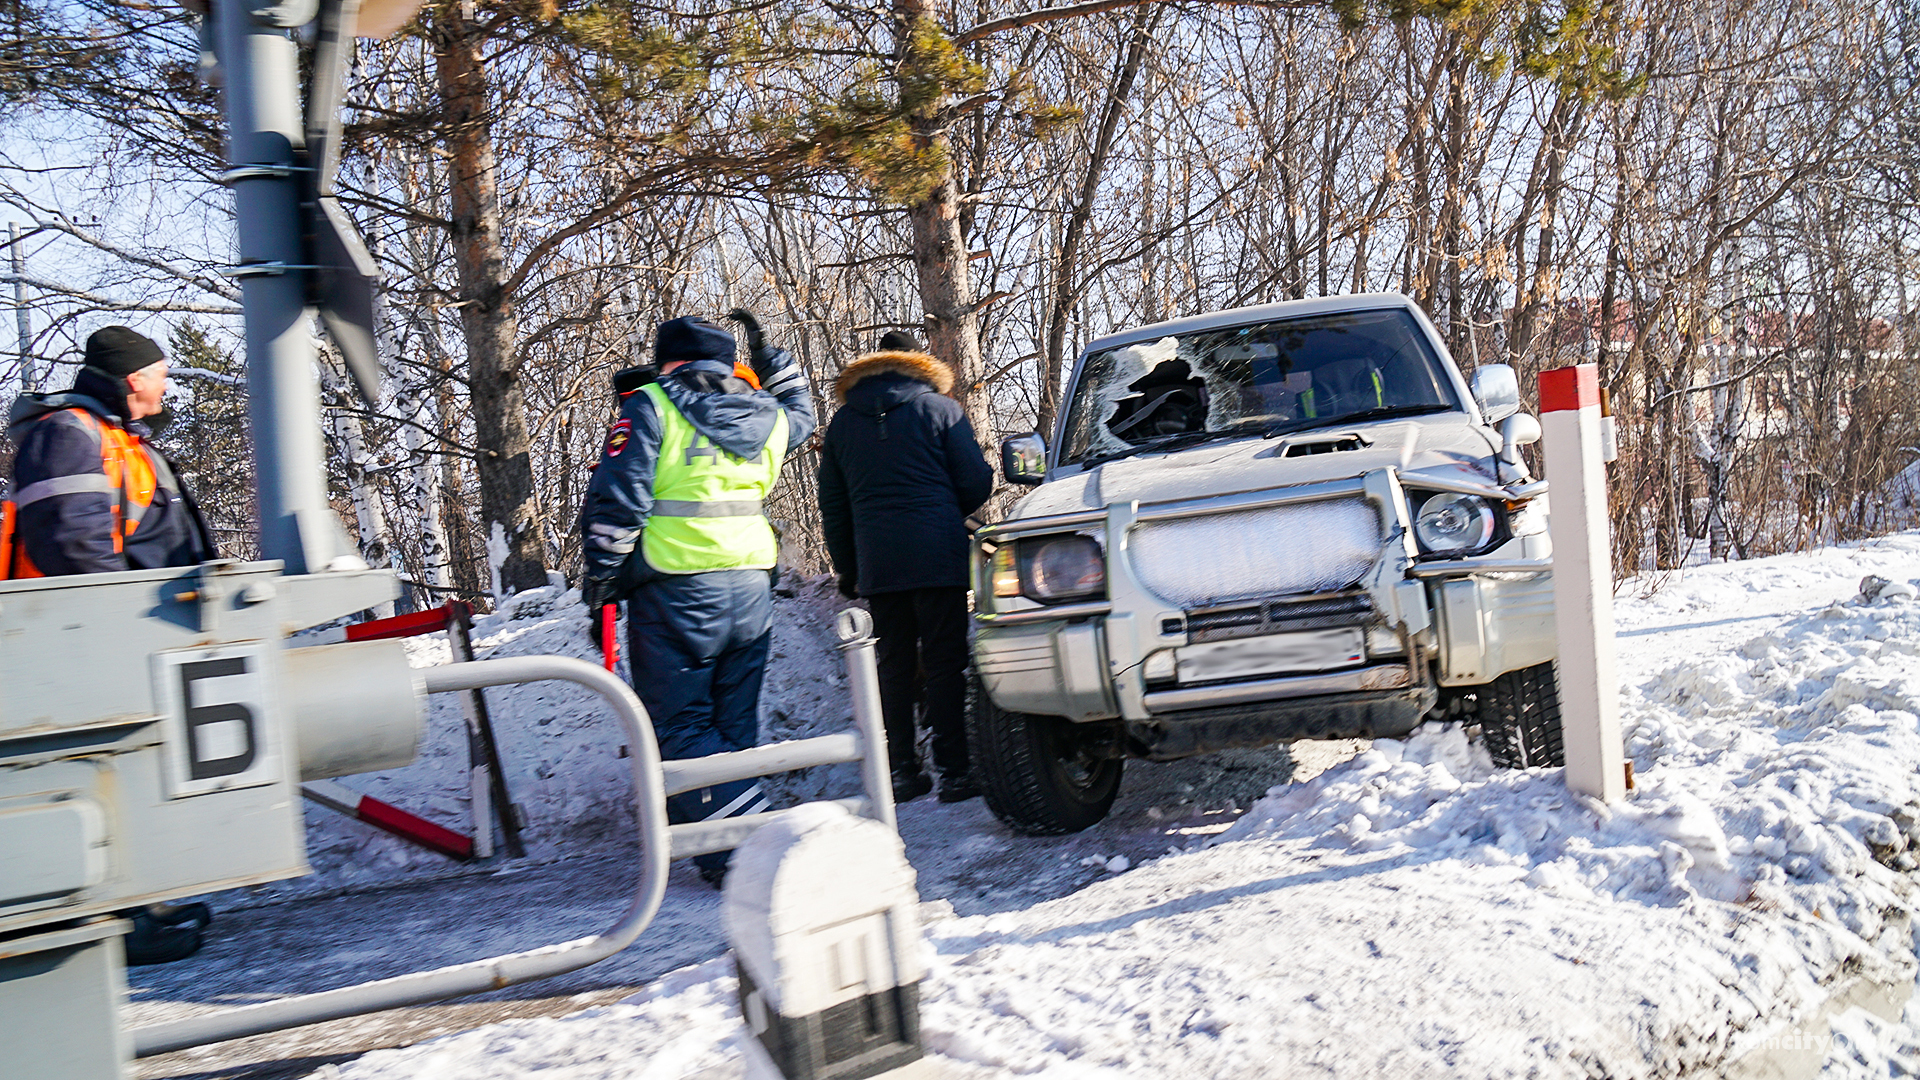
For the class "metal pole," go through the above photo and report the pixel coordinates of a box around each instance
[8,221,30,392]
[213,0,345,574]
[449,600,524,858]
[835,606,896,832]
[131,654,671,1057]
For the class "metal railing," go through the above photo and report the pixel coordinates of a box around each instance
[132,608,892,1057]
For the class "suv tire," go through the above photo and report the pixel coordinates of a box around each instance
[967,675,1124,835]
[1474,661,1566,768]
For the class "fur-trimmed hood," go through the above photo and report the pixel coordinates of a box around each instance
[834,350,954,402]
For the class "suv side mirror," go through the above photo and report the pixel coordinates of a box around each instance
[1001,433,1047,486]
[1470,364,1520,424]
[1496,412,1541,484]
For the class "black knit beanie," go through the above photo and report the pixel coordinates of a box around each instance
[84,326,165,379]
[878,330,922,353]
[653,316,736,366]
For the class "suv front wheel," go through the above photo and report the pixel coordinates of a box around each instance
[1472,661,1566,769]
[967,675,1124,835]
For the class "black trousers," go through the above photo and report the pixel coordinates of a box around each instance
[866,586,971,777]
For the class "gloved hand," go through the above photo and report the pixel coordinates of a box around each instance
[727,308,787,383]
[837,574,859,599]
[582,576,618,648]
[726,308,765,356]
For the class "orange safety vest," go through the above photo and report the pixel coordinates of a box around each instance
[0,408,163,579]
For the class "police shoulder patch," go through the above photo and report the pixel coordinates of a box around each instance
[605,418,633,458]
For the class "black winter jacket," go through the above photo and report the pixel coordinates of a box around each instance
[7,368,214,576]
[818,351,993,595]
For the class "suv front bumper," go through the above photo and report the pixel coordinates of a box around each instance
[974,468,1556,739]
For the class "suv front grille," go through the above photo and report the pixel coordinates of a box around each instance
[1129,497,1381,608]
[1188,592,1374,643]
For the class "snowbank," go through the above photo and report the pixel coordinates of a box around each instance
[312,538,1920,1078]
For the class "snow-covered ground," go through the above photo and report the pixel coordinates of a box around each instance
[135,534,1920,1079]
[130,578,1341,1079]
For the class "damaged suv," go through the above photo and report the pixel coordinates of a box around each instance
[969,293,1562,834]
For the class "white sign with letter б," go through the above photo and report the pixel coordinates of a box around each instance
[151,642,283,799]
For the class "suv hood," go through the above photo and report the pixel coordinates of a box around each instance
[1015,414,1503,517]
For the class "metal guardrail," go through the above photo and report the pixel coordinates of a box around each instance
[132,609,893,1058]
[975,506,1109,542]
[974,479,1550,633]
[1141,662,1412,714]
[1132,474,1371,524]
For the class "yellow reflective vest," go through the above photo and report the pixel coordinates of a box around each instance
[640,382,788,573]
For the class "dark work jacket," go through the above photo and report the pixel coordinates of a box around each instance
[8,368,214,576]
[818,351,993,595]
[579,351,817,589]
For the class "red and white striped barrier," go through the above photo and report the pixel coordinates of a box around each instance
[302,601,526,859]
[303,604,457,645]
[302,779,474,861]
[1539,363,1627,802]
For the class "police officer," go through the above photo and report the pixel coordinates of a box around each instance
[579,313,815,887]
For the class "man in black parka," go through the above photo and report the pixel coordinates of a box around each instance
[818,330,993,804]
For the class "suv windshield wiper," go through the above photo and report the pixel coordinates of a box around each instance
[1076,427,1256,469]
[1261,403,1452,441]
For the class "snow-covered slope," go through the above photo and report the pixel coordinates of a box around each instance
[288,534,1920,1078]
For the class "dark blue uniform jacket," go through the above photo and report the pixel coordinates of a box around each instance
[8,369,213,576]
[579,352,816,588]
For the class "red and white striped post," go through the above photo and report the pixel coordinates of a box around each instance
[1539,363,1627,803]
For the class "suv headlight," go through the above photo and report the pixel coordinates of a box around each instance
[991,534,1106,604]
[1413,492,1497,555]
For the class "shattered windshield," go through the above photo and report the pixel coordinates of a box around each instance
[1058,307,1463,467]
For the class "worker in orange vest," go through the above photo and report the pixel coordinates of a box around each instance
[5,326,213,579]
[6,326,219,965]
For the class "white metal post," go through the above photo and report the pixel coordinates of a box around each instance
[835,607,897,833]
[466,721,496,860]
[1539,363,1626,802]
[724,804,934,1080]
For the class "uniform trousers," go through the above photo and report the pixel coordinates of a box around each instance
[627,568,773,872]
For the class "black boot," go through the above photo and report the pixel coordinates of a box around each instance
[119,907,204,966]
[149,902,212,931]
[937,770,981,803]
[891,766,933,804]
